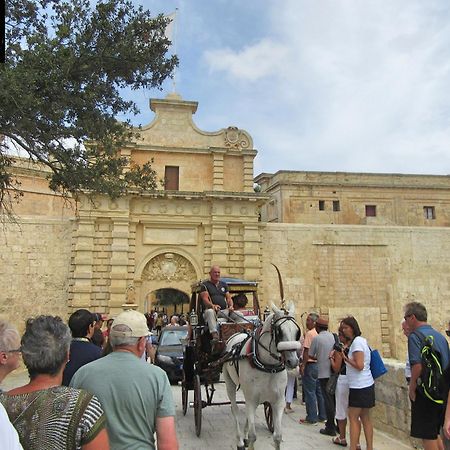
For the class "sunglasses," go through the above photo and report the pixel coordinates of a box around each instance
[446,330,450,337]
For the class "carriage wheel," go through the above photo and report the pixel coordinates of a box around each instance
[181,372,188,416]
[263,402,274,433]
[194,374,202,437]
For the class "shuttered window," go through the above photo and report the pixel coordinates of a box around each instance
[164,166,179,190]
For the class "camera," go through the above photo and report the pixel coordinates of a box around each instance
[333,342,344,352]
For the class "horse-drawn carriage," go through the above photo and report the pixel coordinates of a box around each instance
[181,278,266,436]
[182,276,301,450]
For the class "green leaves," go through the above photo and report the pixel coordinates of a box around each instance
[1,0,178,213]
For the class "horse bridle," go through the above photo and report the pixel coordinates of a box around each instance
[251,314,301,372]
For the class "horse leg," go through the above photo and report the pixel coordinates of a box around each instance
[271,399,284,450]
[223,366,245,450]
[244,401,258,450]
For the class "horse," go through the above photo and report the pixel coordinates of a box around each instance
[222,302,301,450]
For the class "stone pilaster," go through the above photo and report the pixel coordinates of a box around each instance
[109,218,131,316]
[71,218,95,308]
[243,154,255,192]
[212,150,225,191]
[243,224,261,280]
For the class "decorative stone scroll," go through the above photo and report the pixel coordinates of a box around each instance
[142,253,196,282]
[224,127,250,150]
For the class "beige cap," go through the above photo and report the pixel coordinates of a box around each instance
[110,310,150,338]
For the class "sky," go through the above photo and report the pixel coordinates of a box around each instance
[127,0,450,177]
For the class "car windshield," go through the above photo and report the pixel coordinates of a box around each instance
[159,329,188,346]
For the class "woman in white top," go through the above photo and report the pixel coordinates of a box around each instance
[342,316,375,450]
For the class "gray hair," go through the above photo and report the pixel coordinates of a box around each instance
[404,302,427,322]
[21,316,71,379]
[110,324,141,348]
[308,312,319,322]
[0,319,20,352]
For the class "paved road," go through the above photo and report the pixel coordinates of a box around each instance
[173,378,413,450]
[2,370,413,449]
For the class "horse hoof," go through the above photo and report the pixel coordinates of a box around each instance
[237,446,245,450]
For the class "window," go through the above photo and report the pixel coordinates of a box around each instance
[333,200,340,212]
[164,166,179,190]
[318,200,325,211]
[365,205,376,217]
[423,206,435,220]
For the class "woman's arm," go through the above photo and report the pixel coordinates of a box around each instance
[330,349,343,373]
[344,350,364,371]
[82,429,109,450]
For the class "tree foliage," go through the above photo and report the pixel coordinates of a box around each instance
[1,0,178,214]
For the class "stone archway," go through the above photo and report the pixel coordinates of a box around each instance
[137,252,197,310]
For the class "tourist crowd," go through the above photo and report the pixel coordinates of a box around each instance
[1,301,450,450]
[0,309,179,450]
[291,302,450,450]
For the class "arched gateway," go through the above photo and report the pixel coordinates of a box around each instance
[68,93,264,317]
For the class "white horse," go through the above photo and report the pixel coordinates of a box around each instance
[222,303,301,450]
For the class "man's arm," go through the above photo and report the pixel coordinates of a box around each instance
[200,290,219,311]
[156,416,179,450]
[408,363,422,402]
[300,347,309,375]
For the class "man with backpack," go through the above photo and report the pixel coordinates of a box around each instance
[404,301,450,450]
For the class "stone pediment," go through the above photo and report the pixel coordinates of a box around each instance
[134,93,254,153]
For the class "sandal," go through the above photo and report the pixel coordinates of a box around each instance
[332,436,347,447]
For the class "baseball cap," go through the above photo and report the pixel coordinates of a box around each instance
[110,310,150,338]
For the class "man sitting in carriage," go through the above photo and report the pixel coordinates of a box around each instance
[200,265,237,343]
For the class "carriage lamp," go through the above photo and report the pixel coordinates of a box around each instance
[189,309,198,326]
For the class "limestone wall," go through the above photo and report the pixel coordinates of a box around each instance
[260,223,450,358]
[0,217,73,329]
[373,360,412,442]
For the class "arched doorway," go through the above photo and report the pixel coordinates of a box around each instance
[136,251,199,312]
[146,288,190,315]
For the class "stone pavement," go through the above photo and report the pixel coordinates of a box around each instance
[2,370,413,450]
[173,379,413,450]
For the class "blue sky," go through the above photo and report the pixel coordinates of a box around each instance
[127,0,450,176]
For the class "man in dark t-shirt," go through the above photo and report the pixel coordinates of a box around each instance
[200,265,234,340]
[62,309,102,386]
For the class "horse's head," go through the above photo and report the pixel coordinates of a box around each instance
[268,302,301,369]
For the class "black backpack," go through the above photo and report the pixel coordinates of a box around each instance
[412,330,446,404]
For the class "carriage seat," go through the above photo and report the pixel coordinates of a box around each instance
[219,321,254,342]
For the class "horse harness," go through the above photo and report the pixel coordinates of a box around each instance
[224,314,300,375]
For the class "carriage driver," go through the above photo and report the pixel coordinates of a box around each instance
[200,265,235,342]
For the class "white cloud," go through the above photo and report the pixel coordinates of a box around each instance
[203,39,289,82]
[198,0,450,175]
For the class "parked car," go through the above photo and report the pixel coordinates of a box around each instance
[154,325,189,383]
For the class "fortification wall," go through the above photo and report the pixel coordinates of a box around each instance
[260,223,450,358]
[0,217,73,330]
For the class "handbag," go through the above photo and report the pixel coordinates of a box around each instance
[326,371,339,396]
[326,333,340,395]
[370,348,388,379]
